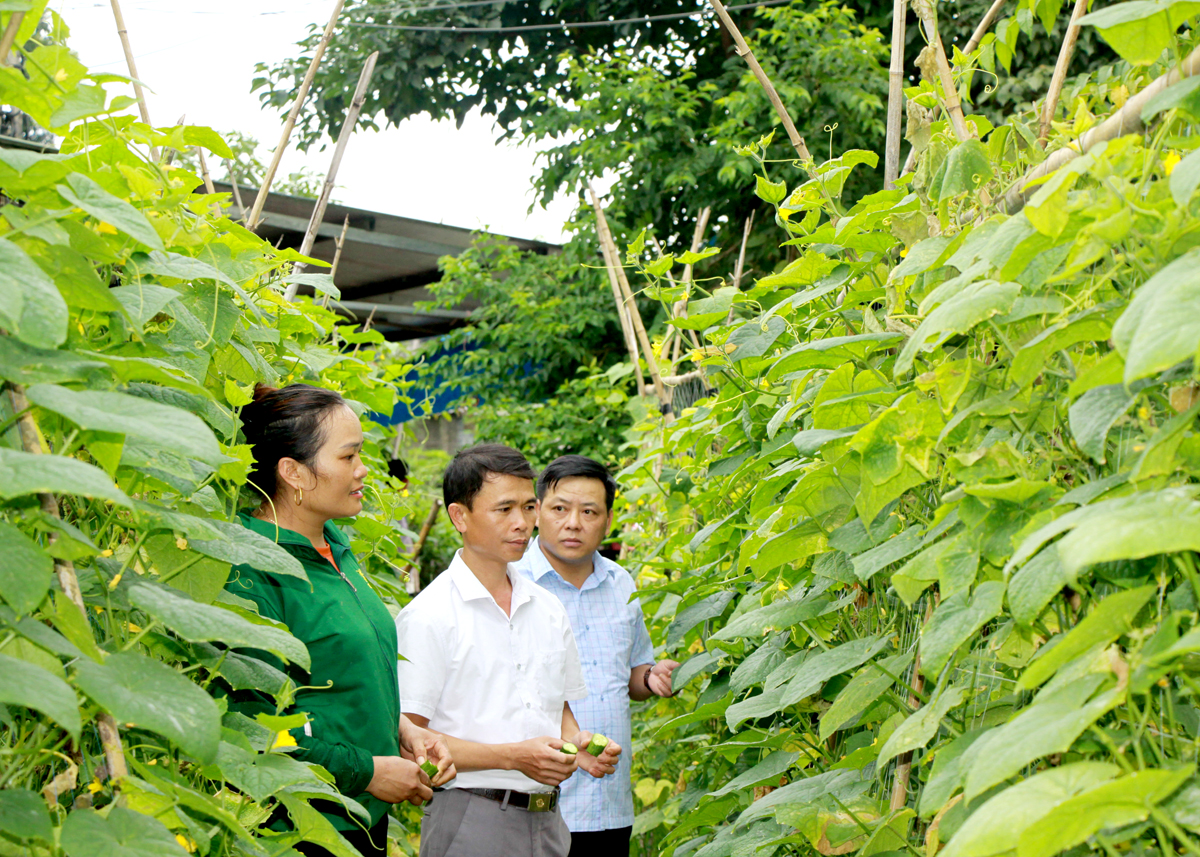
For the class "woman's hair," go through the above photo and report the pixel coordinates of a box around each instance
[240,383,347,501]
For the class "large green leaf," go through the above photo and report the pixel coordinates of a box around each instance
[877,685,966,771]
[1079,0,1200,64]
[782,636,889,706]
[895,281,1020,375]
[1018,585,1156,689]
[57,173,164,251]
[212,741,326,802]
[1008,548,1075,626]
[0,448,132,506]
[671,287,737,330]
[0,336,107,386]
[0,652,79,738]
[1111,248,1200,382]
[1068,384,1135,463]
[26,384,225,467]
[190,519,308,581]
[709,750,800,797]
[60,806,189,857]
[0,521,52,615]
[733,768,867,828]
[0,237,67,349]
[143,535,230,604]
[1018,767,1194,857]
[919,581,1005,678]
[820,652,914,741]
[941,762,1121,857]
[1055,488,1200,577]
[129,582,309,669]
[712,589,832,641]
[276,793,360,857]
[74,651,221,762]
[939,140,993,201]
[0,788,52,842]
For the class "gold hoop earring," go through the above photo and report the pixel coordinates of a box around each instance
[294,487,303,506]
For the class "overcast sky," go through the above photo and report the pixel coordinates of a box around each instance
[55,0,575,243]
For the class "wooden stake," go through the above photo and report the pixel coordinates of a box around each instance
[707,0,811,161]
[226,168,247,220]
[727,212,754,324]
[598,232,648,398]
[330,214,351,281]
[963,0,1007,53]
[6,383,128,784]
[587,184,672,414]
[108,0,158,161]
[195,148,223,218]
[884,0,908,188]
[284,51,379,302]
[404,500,441,594]
[0,11,25,66]
[1005,43,1200,212]
[911,0,971,142]
[1038,0,1089,145]
[246,0,347,230]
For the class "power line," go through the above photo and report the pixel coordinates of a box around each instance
[345,0,794,32]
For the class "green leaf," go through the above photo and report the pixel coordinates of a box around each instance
[712,590,833,641]
[74,651,221,762]
[1008,548,1075,626]
[920,581,1005,678]
[1079,0,1200,64]
[1018,767,1194,857]
[0,337,107,386]
[756,175,788,204]
[26,384,225,467]
[820,652,913,740]
[1169,148,1200,206]
[213,741,326,802]
[181,126,235,160]
[0,237,68,349]
[0,448,132,507]
[57,173,164,251]
[190,519,309,581]
[60,806,189,857]
[877,685,967,771]
[1141,75,1200,122]
[852,527,925,582]
[671,286,737,330]
[109,284,181,328]
[129,583,308,668]
[1111,249,1200,383]
[734,768,867,828]
[782,636,889,706]
[0,652,80,738]
[1055,489,1200,577]
[709,750,800,797]
[0,788,52,842]
[727,316,787,360]
[940,762,1121,857]
[1068,384,1135,463]
[896,281,1020,375]
[939,140,993,201]
[964,683,1122,801]
[276,793,360,857]
[0,522,52,615]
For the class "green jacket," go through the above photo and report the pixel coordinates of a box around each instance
[225,513,400,830]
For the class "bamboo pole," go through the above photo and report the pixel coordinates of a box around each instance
[707,0,812,162]
[1004,43,1200,212]
[0,11,25,66]
[330,214,351,281]
[963,0,1007,53]
[587,186,672,413]
[890,599,933,811]
[911,0,971,142]
[225,164,248,220]
[600,235,649,398]
[6,384,128,784]
[108,0,158,161]
[1038,0,1089,145]
[884,0,908,188]
[195,148,223,218]
[727,212,754,324]
[246,0,347,230]
[404,500,441,594]
[284,51,379,302]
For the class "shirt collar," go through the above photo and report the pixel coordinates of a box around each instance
[526,537,610,589]
[238,511,349,550]
[448,550,534,611]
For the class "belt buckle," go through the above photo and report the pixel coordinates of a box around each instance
[528,792,552,812]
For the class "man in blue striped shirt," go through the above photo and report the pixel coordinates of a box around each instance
[514,455,680,857]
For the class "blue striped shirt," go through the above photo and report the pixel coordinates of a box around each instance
[513,538,656,832]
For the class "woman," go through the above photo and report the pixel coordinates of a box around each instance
[227,383,454,857]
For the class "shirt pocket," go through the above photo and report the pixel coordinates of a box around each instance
[534,647,568,707]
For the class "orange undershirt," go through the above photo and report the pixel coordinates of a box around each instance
[315,543,340,572]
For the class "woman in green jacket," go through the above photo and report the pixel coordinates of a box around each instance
[227,383,454,857]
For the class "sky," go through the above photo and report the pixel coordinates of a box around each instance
[53,0,576,243]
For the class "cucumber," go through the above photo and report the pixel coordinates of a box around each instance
[560,742,578,755]
[419,760,438,778]
[585,734,609,756]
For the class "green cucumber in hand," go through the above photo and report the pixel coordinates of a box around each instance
[585,734,609,756]
[560,743,578,755]
[419,760,438,778]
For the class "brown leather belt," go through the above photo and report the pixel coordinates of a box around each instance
[463,787,559,812]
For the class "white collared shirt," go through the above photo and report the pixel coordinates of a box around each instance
[513,538,655,831]
[396,549,588,792]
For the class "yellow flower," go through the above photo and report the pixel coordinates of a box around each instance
[900,247,909,258]
[96,222,118,235]
[636,499,645,506]
[777,581,788,592]
[87,778,103,794]
[175,537,188,551]
[176,834,196,853]
[127,623,142,634]
[271,730,297,750]
[100,549,113,557]
[1137,406,1150,421]
[1164,151,1182,176]
[107,572,123,590]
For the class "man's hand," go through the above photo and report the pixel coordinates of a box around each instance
[398,714,456,786]
[366,756,433,806]
[575,737,622,778]
[648,659,681,697]
[509,736,578,787]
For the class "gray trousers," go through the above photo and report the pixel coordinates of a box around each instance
[419,789,571,857]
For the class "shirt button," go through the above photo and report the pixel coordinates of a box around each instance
[526,703,531,709]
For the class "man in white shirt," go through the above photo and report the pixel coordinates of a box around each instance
[396,444,622,857]
[513,455,679,857]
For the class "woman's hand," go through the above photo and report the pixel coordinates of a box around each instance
[366,756,432,806]
[399,714,457,786]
